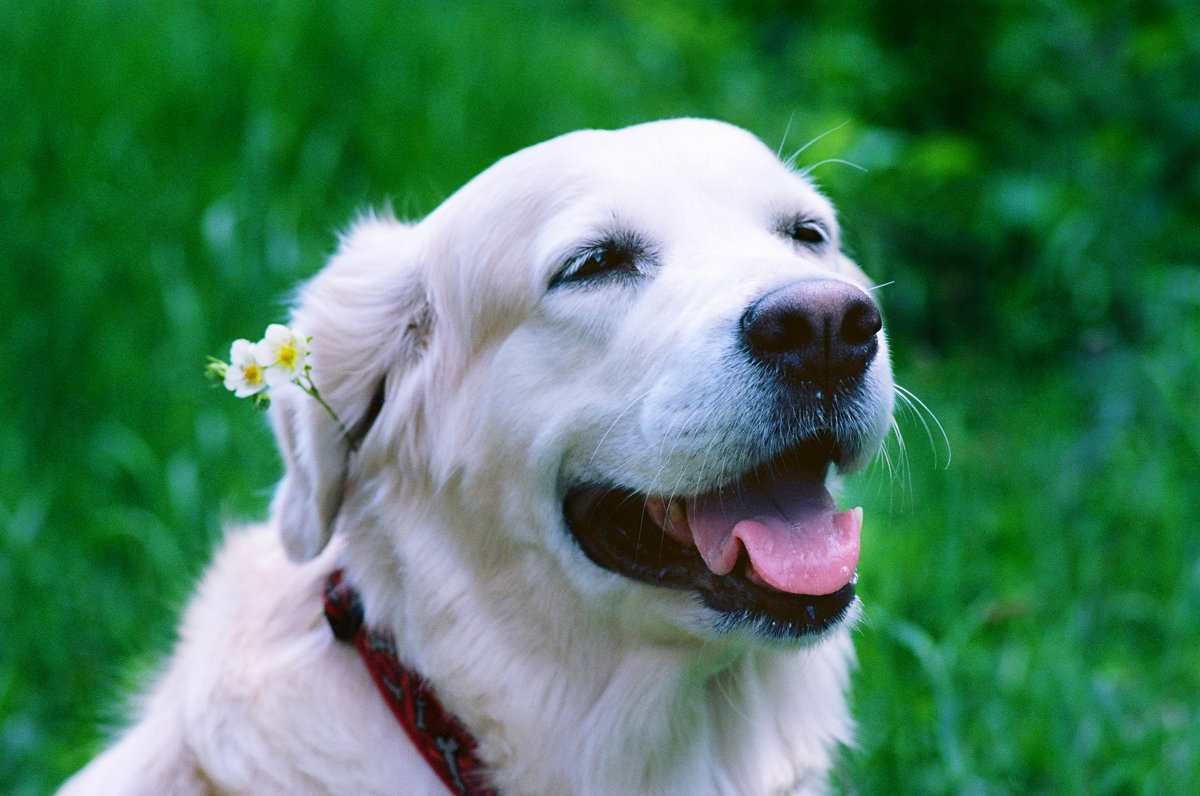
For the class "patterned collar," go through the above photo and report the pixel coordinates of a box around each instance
[323,570,499,796]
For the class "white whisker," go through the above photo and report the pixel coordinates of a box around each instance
[798,158,868,177]
[776,112,798,160]
[894,383,951,469]
[586,387,655,472]
[782,120,852,170]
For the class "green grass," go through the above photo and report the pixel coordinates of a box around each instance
[3,1,1198,793]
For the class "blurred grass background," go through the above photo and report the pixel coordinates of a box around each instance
[3,0,1199,792]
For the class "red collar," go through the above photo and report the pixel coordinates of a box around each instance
[324,570,499,796]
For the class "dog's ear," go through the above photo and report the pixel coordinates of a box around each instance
[270,214,432,561]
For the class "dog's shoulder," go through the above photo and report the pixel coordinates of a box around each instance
[59,526,439,795]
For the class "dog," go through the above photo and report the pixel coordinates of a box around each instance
[60,119,894,795]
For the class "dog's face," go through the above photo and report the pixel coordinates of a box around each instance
[272,119,893,646]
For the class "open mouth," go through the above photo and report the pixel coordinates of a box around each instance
[563,438,862,638]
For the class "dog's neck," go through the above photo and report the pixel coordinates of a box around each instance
[323,569,498,796]
[332,523,856,796]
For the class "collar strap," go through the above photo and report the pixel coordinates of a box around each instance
[323,570,499,796]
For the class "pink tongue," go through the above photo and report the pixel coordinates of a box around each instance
[686,467,861,596]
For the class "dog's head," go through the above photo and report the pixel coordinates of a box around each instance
[270,119,894,644]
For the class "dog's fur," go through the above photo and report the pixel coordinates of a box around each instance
[61,119,894,795]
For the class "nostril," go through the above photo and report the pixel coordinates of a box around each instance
[841,300,882,347]
[743,306,814,354]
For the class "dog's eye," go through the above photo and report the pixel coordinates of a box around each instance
[551,237,645,290]
[782,218,830,248]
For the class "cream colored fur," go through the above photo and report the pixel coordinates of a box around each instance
[60,119,893,795]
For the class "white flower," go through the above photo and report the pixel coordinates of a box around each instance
[257,324,309,387]
[223,338,268,397]
[210,327,354,448]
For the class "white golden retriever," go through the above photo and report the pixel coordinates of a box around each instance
[61,119,894,795]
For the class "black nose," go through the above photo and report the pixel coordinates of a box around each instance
[741,280,882,383]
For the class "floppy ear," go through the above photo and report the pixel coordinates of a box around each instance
[270,214,433,561]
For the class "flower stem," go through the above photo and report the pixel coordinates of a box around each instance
[299,377,359,452]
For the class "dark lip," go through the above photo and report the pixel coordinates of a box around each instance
[561,440,857,639]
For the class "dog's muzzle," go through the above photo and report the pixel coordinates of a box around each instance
[563,279,885,639]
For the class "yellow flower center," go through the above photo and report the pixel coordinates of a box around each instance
[278,343,296,369]
[244,363,263,384]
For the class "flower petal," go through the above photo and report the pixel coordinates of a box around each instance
[229,338,257,367]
